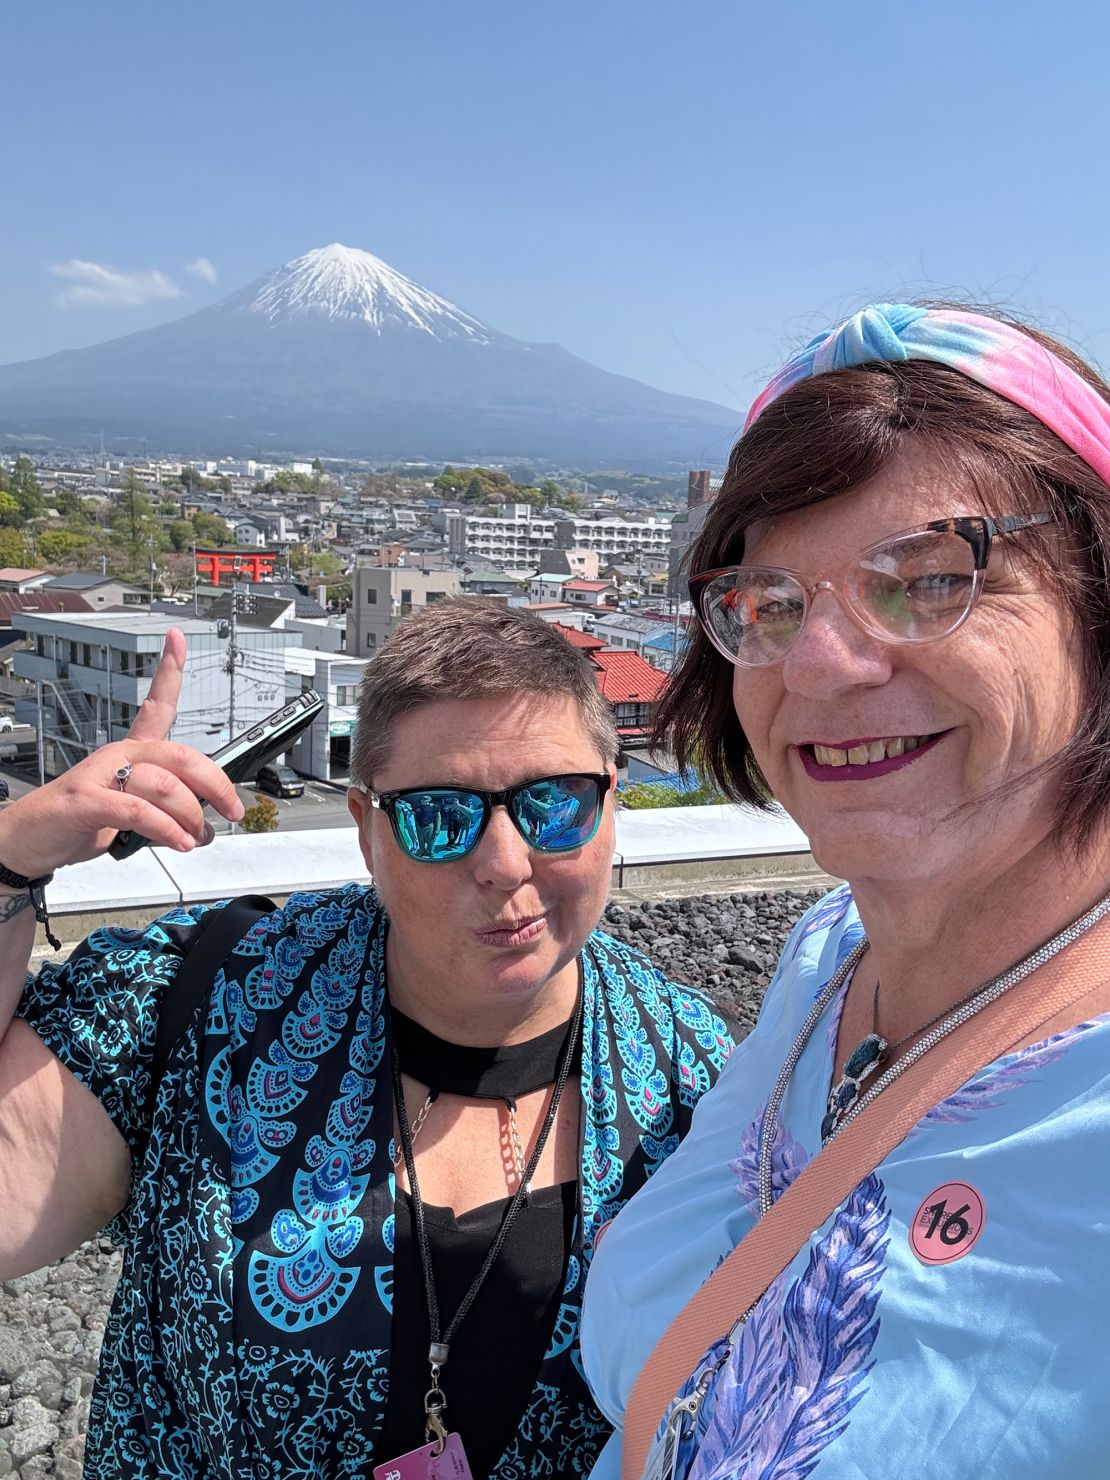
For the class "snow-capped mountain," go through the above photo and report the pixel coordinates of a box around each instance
[0,244,740,465]
[247,244,491,340]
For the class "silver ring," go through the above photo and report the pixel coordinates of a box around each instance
[115,763,133,792]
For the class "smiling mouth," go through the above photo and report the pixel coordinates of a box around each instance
[798,732,948,780]
[807,735,934,767]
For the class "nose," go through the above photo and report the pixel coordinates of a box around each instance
[470,804,534,889]
[779,586,893,699]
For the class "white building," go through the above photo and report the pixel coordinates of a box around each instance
[592,613,671,656]
[447,505,672,569]
[13,611,295,776]
[283,648,368,781]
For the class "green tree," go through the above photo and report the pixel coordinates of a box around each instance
[191,511,233,546]
[37,529,92,565]
[0,528,28,566]
[240,796,280,833]
[168,519,195,552]
[10,458,45,520]
[0,491,21,528]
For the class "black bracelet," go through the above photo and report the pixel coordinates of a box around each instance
[0,863,61,952]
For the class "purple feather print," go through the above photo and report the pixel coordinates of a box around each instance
[732,1105,809,1213]
[923,1019,1099,1125]
[688,1174,889,1480]
[788,886,854,962]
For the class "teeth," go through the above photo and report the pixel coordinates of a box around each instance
[810,734,929,767]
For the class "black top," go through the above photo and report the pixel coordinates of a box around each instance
[377,1008,580,1476]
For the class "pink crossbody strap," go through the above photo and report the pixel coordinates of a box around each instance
[620,927,1110,1479]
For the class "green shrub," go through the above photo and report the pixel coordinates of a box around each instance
[240,795,280,833]
[619,778,726,810]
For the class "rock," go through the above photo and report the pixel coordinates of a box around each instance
[11,1357,64,1411]
[0,1327,27,1383]
[727,944,767,970]
[5,1395,59,1464]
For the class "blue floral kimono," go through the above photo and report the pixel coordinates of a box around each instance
[18,884,735,1479]
[581,884,1110,1479]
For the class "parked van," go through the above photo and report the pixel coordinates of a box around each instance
[255,764,305,799]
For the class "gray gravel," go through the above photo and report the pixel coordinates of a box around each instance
[0,885,827,1475]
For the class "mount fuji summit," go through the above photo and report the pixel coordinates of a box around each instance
[0,244,741,465]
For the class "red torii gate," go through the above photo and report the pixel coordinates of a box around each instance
[194,548,278,587]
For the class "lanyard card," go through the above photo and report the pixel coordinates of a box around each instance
[373,1433,473,1480]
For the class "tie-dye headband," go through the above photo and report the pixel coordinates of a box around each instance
[742,302,1110,491]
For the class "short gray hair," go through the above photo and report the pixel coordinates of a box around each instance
[350,597,619,785]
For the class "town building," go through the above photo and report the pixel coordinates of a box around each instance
[561,579,620,610]
[641,628,691,673]
[346,565,461,657]
[591,612,670,656]
[12,611,295,776]
[549,623,606,653]
[0,568,52,594]
[585,649,667,753]
[44,573,148,608]
[283,649,368,781]
[521,602,587,629]
[447,505,673,570]
[668,468,724,597]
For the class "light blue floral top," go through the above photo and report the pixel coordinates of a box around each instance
[581,885,1110,1479]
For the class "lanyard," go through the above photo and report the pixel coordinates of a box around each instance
[389,987,584,1447]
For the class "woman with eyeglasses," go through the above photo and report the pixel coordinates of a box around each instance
[0,597,737,1480]
[580,303,1110,1479]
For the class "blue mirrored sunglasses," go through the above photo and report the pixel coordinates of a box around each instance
[353,772,612,863]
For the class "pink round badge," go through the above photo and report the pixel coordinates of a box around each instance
[909,1180,986,1266]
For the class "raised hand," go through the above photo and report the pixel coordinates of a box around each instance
[0,628,244,880]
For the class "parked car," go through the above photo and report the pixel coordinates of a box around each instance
[254,763,305,799]
[0,716,14,732]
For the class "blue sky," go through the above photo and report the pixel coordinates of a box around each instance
[4,0,1109,413]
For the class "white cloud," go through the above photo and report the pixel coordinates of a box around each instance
[50,259,182,309]
[186,256,219,285]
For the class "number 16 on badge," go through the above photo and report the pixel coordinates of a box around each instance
[374,1433,473,1480]
[910,1181,986,1266]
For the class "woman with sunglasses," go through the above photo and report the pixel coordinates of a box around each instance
[0,597,736,1480]
[580,303,1110,1479]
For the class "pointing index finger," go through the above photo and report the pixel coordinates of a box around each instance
[128,626,186,741]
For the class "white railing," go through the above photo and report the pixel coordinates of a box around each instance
[46,805,812,918]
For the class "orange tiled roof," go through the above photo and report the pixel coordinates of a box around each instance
[551,622,607,650]
[587,649,667,703]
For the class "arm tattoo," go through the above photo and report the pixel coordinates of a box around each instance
[0,891,31,925]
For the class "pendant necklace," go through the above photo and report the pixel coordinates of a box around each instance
[646,886,1110,1480]
[379,987,584,1479]
[764,885,1110,1215]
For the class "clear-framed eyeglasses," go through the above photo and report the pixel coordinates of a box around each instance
[689,512,1055,669]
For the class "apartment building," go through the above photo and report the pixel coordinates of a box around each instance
[13,610,295,776]
[346,565,461,657]
[447,505,673,569]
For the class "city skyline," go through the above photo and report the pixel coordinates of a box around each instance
[4,0,1110,417]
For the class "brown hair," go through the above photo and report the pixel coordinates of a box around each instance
[351,597,619,784]
[655,308,1110,851]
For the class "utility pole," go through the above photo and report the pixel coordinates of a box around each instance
[226,583,241,740]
